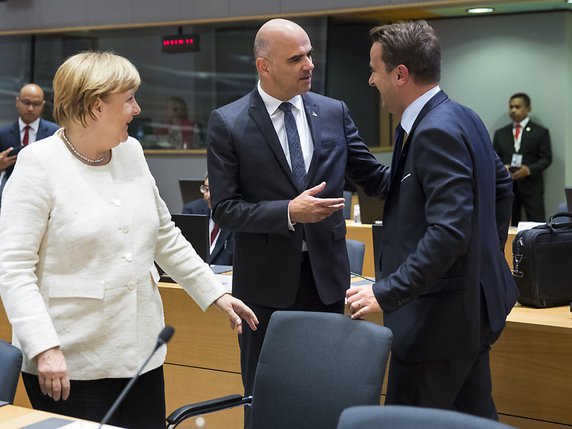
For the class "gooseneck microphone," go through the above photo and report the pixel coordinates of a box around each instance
[98,325,175,428]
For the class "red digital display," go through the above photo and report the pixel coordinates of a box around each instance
[162,34,200,53]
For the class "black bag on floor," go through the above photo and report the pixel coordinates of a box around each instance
[512,213,572,307]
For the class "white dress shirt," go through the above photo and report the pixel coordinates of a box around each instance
[19,117,41,145]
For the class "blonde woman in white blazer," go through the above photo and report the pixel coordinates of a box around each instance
[0,52,258,429]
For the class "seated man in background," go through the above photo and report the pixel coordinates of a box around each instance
[183,175,234,265]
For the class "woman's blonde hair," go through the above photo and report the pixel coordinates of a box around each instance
[53,51,141,127]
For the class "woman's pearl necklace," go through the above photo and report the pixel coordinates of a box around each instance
[59,129,110,165]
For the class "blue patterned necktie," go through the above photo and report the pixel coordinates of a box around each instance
[390,123,405,181]
[279,102,306,192]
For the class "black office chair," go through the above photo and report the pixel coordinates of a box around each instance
[346,238,366,275]
[167,311,393,429]
[0,340,23,404]
[337,405,516,429]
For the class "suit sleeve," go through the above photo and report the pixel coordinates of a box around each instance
[495,153,513,249]
[207,109,292,235]
[373,128,474,313]
[342,101,390,196]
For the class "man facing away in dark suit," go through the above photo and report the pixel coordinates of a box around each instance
[493,93,552,225]
[346,21,519,420]
[0,83,59,206]
[182,174,234,266]
[207,18,388,427]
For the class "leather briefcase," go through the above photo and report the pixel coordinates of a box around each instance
[512,213,572,307]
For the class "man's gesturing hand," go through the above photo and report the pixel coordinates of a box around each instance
[288,182,345,224]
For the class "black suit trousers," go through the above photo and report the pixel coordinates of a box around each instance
[512,187,545,224]
[385,291,502,420]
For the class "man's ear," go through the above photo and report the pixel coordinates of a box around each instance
[395,64,409,86]
[256,57,270,77]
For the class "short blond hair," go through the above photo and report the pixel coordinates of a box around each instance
[53,51,141,127]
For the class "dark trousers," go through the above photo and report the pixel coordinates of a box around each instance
[23,366,166,429]
[385,345,498,420]
[512,189,545,225]
[385,291,502,421]
[239,253,344,428]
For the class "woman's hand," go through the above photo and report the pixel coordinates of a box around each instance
[35,347,70,401]
[214,293,259,334]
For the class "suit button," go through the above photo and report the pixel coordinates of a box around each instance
[121,225,129,234]
[112,199,121,206]
[127,281,136,291]
[124,252,133,262]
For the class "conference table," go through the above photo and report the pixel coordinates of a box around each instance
[2,227,571,429]
[345,221,518,277]
[0,404,121,428]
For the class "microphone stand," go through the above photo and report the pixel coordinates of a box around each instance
[98,326,175,428]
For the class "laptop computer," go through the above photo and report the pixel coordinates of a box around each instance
[565,187,572,212]
[171,213,210,261]
[356,185,385,224]
[178,178,204,205]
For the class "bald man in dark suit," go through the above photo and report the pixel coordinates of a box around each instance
[0,83,59,207]
[207,19,387,428]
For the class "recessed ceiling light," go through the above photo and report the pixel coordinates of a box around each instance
[467,7,495,14]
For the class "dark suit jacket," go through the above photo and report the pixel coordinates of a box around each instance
[207,89,388,308]
[373,91,519,362]
[0,119,59,180]
[182,198,234,266]
[0,119,59,206]
[493,120,551,197]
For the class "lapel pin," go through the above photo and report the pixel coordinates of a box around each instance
[526,127,531,132]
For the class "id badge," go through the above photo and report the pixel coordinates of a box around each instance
[511,154,523,168]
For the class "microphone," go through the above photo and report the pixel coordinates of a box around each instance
[98,325,175,428]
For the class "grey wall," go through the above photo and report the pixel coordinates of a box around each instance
[431,11,572,216]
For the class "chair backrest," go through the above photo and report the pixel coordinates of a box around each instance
[337,405,516,429]
[346,238,366,275]
[250,311,392,429]
[0,340,23,404]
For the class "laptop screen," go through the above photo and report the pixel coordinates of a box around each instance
[356,185,385,224]
[171,213,210,262]
[565,187,572,212]
[178,178,204,205]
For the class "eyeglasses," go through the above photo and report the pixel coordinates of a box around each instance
[199,184,209,194]
[19,99,44,108]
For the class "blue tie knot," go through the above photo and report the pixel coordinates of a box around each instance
[279,102,292,113]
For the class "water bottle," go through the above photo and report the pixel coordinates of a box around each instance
[353,204,361,224]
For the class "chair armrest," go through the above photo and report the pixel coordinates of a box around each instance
[166,394,252,427]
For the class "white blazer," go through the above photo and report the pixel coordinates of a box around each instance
[0,134,226,379]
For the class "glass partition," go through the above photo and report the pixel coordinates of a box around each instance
[0,17,390,151]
